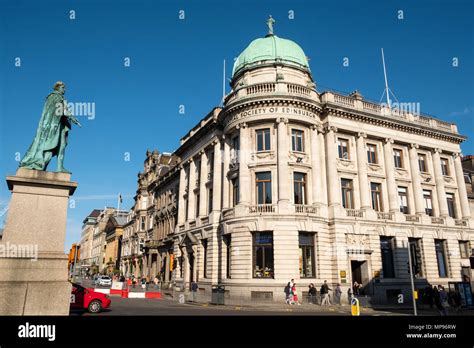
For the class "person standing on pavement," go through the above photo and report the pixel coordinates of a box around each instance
[308,283,317,304]
[321,280,332,305]
[334,284,342,305]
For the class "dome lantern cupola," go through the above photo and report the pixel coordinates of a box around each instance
[232,16,312,80]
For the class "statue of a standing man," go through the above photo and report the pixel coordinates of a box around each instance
[19,81,81,173]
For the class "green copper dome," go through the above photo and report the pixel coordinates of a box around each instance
[232,34,311,77]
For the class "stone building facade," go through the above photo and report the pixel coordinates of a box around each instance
[79,209,101,273]
[123,29,474,303]
[119,150,179,280]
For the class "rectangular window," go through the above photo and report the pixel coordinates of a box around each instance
[195,193,200,217]
[423,190,433,216]
[256,128,271,151]
[371,182,383,212]
[299,232,315,278]
[398,186,409,214]
[253,232,274,278]
[441,158,449,176]
[291,129,304,152]
[393,149,403,169]
[461,267,471,283]
[459,241,470,259]
[224,235,231,279]
[446,193,456,218]
[208,152,214,176]
[140,216,146,231]
[256,172,272,204]
[435,239,449,278]
[409,238,423,278]
[232,178,240,207]
[232,135,240,161]
[341,179,354,209]
[367,144,377,164]
[208,188,213,213]
[338,138,349,160]
[293,172,307,205]
[418,154,427,172]
[380,236,395,278]
[202,239,208,278]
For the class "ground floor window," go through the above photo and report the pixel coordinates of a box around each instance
[299,232,315,278]
[223,234,231,279]
[380,236,395,278]
[435,239,449,277]
[253,232,274,278]
[202,239,208,278]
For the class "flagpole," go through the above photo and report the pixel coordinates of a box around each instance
[117,192,121,213]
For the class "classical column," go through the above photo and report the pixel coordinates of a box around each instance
[311,124,322,205]
[277,117,290,205]
[198,150,208,216]
[187,158,196,221]
[238,123,250,205]
[222,137,231,209]
[356,132,371,209]
[212,139,222,212]
[177,165,186,226]
[432,148,449,217]
[408,144,425,214]
[325,126,341,206]
[453,153,471,218]
[383,138,399,212]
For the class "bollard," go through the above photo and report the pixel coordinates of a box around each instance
[351,297,360,316]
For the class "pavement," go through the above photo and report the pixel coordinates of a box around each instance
[70,295,474,316]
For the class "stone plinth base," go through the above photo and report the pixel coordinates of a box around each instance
[0,168,77,315]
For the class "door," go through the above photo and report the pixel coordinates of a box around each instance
[351,260,370,294]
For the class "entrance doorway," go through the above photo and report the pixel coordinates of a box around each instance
[351,260,369,294]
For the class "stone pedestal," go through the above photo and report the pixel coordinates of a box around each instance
[0,168,77,315]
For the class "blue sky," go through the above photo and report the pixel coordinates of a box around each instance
[0,0,473,251]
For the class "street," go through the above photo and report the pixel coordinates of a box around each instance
[69,295,474,316]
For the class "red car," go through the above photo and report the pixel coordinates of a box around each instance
[70,282,111,313]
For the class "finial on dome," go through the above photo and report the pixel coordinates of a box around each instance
[266,15,275,36]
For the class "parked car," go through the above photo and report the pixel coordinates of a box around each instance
[70,283,111,313]
[96,275,112,287]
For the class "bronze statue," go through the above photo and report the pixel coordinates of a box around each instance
[19,81,81,173]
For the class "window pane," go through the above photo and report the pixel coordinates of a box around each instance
[257,131,263,151]
[265,181,272,203]
[264,129,270,150]
[435,240,448,278]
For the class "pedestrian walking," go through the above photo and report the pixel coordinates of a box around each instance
[438,285,449,316]
[153,275,159,289]
[347,287,353,303]
[451,289,462,315]
[191,281,198,302]
[308,283,317,304]
[334,284,342,305]
[320,280,332,305]
[284,282,292,304]
[292,283,301,305]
